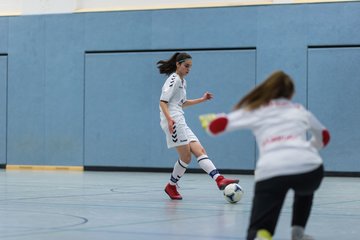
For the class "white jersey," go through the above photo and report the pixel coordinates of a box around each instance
[159,73,187,121]
[224,98,327,182]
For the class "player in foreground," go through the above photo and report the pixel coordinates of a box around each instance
[157,52,239,200]
[200,71,330,240]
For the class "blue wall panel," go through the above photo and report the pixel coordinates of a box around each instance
[306,3,360,45]
[151,7,258,49]
[84,11,152,51]
[0,55,6,165]
[7,16,46,165]
[84,52,157,167]
[308,47,360,172]
[7,15,85,166]
[44,14,84,166]
[0,18,8,52]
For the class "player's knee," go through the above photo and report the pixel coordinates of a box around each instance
[194,149,207,158]
[181,152,192,164]
[193,146,206,157]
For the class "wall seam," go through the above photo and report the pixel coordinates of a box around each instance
[82,52,86,167]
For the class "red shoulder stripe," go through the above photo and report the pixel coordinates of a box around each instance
[322,130,330,147]
[209,117,228,135]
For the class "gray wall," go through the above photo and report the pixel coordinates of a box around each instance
[0,2,359,172]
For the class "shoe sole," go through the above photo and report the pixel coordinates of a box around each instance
[164,189,182,200]
[218,180,240,190]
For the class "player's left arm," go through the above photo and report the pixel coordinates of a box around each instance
[183,92,213,108]
[307,111,330,149]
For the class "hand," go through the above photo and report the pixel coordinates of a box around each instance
[199,113,217,130]
[202,92,213,101]
[167,118,175,134]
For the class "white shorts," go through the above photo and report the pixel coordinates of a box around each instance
[160,115,199,149]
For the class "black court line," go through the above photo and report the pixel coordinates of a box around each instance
[85,47,256,54]
[308,44,360,49]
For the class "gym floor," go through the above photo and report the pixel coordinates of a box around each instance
[0,170,359,239]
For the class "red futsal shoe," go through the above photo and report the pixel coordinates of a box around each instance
[165,183,182,200]
[216,176,239,190]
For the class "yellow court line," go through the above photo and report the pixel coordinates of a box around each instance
[73,0,357,13]
[293,0,351,2]
[74,2,273,13]
[0,1,356,17]
[6,165,84,171]
[0,11,22,16]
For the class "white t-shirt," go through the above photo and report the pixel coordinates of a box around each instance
[159,73,187,121]
[224,99,327,182]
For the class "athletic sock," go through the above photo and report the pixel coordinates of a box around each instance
[169,159,188,186]
[197,155,220,180]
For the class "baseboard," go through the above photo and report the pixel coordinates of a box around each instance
[84,166,360,177]
[84,166,254,175]
[3,164,359,177]
[6,165,84,171]
[84,166,173,173]
[324,171,360,177]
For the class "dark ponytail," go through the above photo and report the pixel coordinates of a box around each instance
[157,52,192,75]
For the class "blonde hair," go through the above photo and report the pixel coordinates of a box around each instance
[234,71,295,111]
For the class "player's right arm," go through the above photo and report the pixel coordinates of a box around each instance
[200,109,258,135]
[160,76,178,134]
[160,101,175,134]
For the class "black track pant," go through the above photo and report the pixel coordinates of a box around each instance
[246,165,324,240]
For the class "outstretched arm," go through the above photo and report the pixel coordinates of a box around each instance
[183,92,213,108]
[200,109,257,136]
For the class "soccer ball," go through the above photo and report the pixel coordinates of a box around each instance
[223,183,244,203]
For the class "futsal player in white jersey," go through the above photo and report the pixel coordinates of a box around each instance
[157,52,239,200]
[200,71,330,240]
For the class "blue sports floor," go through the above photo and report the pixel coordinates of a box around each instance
[0,170,359,239]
